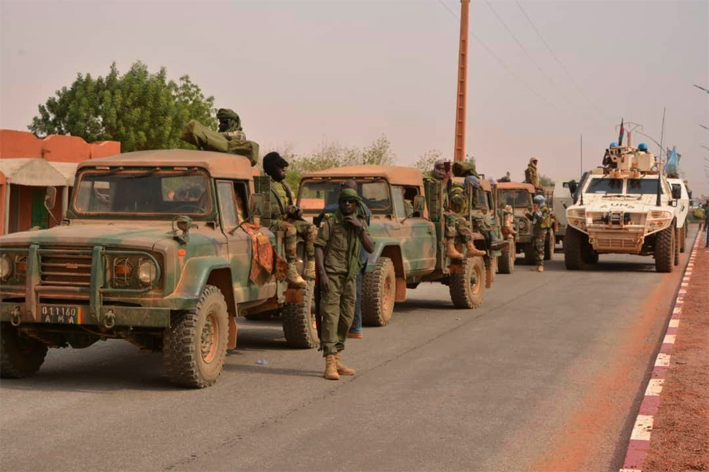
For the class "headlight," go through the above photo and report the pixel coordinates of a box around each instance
[0,254,13,280]
[113,258,134,286]
[138,259,157,286]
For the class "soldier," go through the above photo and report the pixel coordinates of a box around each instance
[315,188,375,380]
[524,157,543,193]
[216,108,246,141]
[525,194,552,272]
[463,175,509,251]
[262,152,318,288]
[498,171,511,183]
[425,160,485,259]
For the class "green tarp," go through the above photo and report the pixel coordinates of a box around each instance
[181,120,259,167]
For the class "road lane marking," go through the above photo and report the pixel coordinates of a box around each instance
[630,415,653,441]
[663,335,676,344]
[668,319,680,328]
[645,379,664,396]
[655,353,671,366]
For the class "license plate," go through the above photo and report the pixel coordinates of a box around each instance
[40,305,85,324]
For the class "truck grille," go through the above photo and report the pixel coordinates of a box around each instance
[40,248,93,287]
[596,238,637,249]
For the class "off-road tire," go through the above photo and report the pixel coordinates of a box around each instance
[163,285,229,388]
[282,281,318,349]
[564,227,585,270]
[654,225,675,273]
[523,243,536,265]
[0,323,48,378]
[544,229,555,261]
[582,247,599,265]
[498,238,515,274]
[679,225,686,254]
[362,257,396,327]
[674,227,680,266]
[449,257,485,309]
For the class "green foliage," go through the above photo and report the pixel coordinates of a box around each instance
[414,149,443,173]
[540,174,555,187]
[29,61,216,152]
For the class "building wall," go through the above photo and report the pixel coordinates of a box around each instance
[0,130,120,234]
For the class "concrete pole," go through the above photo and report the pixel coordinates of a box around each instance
[453,0,471,163]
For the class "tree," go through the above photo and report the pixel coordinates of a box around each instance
[540,174,555,187]
[414,149,443,173]
[29,61,216,152]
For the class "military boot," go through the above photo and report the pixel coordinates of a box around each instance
[335,352,356,376]
[286,262,307,288]
[303,260,316,280]
[531,265,544,273]
[445,240,463,260]
[487,231,509,251]
[465,241,486,257]
[324,354,339,380]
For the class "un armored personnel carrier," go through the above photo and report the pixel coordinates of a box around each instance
[297,166,493,327]
[0,150,310,388]
[564,145,687,272]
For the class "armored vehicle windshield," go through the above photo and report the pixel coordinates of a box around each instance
[73,168,213,217]
[497,189,532,208]
[299,179,391,213]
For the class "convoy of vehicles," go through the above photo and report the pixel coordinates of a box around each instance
[0,150,312,387]
[564,145,688,272]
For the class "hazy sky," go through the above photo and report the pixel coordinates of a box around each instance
[1,0,708,195]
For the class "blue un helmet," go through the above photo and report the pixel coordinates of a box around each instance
[533,195,545,205]
[609,142,619,148]
[638,142,648,151]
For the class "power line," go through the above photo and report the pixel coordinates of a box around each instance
[514,0,611,123]
[437,0,565,115]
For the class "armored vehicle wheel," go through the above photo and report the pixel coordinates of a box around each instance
[363,257,396,327]
[678,226,686,254]
[582,247,599,265]
[282,281,318,349]
[564,227,586,270]
[544,229,555,261]
[498,238,515,274]
[0,323,48,378]
[163,285,229,388]
[654,225,675,273]
[674,227,680,266]
[449,257,485,309]
[523,243,536,265]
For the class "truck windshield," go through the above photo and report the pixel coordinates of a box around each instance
[626,178,660,195]
[298,180,391,213]
[498,190,531,208]
[586,178,623,194]
[73,169,212,216]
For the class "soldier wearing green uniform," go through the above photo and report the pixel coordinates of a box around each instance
[263,152,318,287]
[315,188,374,381]
[424,160,485,259]
[525,194,551,272]
[180,108,259,166]
[524,157,543,194]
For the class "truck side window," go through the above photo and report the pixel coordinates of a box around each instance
[233,181,249,223]
[217,181,238,229]
[391,186,408,219]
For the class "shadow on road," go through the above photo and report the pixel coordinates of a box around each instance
[223,362,321,378]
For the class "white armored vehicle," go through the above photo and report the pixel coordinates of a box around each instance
[564,145,686,272]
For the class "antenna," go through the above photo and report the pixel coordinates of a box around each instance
[656,108,666,207]
[580,134,584,205]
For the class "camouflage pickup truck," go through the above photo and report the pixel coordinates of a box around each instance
[0,149,311,388]
[297,166,492,327]
[496,182,554,264]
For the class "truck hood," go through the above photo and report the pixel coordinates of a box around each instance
[0,224,177,251]
[581,194,668,213]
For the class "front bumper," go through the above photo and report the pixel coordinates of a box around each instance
[0,302,170,328]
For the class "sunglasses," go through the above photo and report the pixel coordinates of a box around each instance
[340,198,357,204]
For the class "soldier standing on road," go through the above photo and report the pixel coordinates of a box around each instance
[315,188,375,380]
[525,195,552,272]
[263,152,318,288]
[524,157,543,194]
[425,160,485,259]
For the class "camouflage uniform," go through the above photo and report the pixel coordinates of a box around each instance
[527,204,551,266]
[524,158,543,193]
[217,108,247,141]
[315,209,371,356]
[269,178,317,268]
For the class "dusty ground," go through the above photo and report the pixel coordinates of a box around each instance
[644,234,709,472]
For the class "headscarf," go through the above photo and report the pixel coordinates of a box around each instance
[465,175,480,189]
[263,151,289,178]
[216,108,242,132]
[337,188,366,280]
[529,157,539,166]
[432,159,447,180]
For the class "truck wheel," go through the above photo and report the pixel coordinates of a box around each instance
[0,323,48,378]
[674,227,680,266]
[654,225,675,273]
[163,285,229,388]
[523,243,536,265]
[679,226,686,253]
[449,257,485,309]
[544,229,555,261]
[564,227,585,270]
[362,257,396,327]
[498,238,515,274]
[282,281,318,349]
[582,247,599,264]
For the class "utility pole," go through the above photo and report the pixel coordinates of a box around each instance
[453,0,470,163]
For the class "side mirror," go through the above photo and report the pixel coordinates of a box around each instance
[413,195,426,214]
[567,180,578,195]
[671,184,682,200]
[44,187,57,211]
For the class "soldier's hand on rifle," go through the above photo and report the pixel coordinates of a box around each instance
[285,205,302,218]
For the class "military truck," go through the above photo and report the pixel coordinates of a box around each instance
[297,166,492,327]
[666,177,690,253]
[495,182,554,264]
[564,145,686,272]
[0,150,313,388]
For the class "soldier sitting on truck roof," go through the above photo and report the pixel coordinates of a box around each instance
[180,108,259,166]
[425,159,485,259]
[263,151,318,288]
[524,157,543,194]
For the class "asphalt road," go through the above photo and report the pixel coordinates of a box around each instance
[0,230,695,472]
